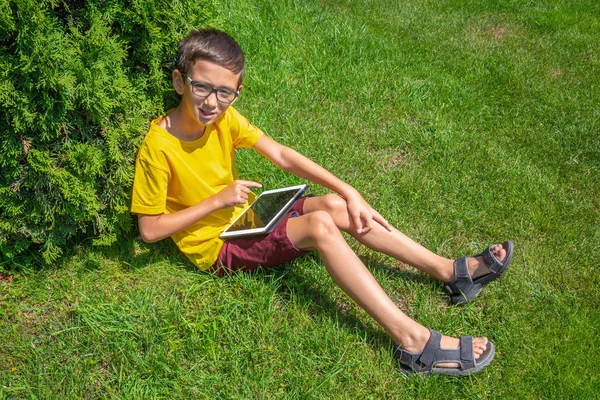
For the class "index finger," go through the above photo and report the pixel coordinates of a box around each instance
[237,180,262,188]
[373,211,393,232]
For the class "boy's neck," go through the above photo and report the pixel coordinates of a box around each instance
[160,106,207,141]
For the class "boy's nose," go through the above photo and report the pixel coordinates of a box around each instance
[204,91,218,107]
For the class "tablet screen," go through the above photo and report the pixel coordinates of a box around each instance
[225,187,304,233]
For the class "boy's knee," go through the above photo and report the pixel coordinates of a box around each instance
[320,194,347,215]
[305,210,339,241]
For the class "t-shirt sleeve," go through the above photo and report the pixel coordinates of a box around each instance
[131,145,170,215]
[228,106,265,148]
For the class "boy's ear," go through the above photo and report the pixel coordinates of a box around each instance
[231,85,243,105]
[173,70,185,95]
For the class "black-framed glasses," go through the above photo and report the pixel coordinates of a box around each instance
[182,74,239,104]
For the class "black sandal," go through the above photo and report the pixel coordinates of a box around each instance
[396,329,495,376]
[444,240,514,305]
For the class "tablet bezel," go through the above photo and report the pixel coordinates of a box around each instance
[219,184,309,239]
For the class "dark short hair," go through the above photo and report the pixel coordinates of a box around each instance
[176,29,245,84]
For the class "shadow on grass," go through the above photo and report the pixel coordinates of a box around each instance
[66,233,442,357]
[362,255,436,288]
[59,234,189,273]
[244,252,441,356]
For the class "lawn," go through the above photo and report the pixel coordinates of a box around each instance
[1,0,599,398]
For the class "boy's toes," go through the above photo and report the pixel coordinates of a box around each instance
[473,337,489,358]
[493,244,507,262]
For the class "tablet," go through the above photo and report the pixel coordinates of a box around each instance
[219,184,309,239]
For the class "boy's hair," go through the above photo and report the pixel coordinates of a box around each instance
[176,29,245,84]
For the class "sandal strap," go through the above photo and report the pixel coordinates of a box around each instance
[448,257,473,294]
[459,336,476,369]
[419,329,442,366]
[480,244,504,274]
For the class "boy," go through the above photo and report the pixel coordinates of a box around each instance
[131,29,514,376]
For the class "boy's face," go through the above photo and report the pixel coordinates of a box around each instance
[174,60,243,127]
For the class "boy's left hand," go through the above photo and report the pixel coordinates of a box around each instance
[345,191,393,234]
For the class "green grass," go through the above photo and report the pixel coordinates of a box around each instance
[2,0,599,398]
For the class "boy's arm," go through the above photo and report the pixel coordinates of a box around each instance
[253,135,392,234]
[138,180,261,242]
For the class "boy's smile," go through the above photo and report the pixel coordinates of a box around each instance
[176,60,243,132]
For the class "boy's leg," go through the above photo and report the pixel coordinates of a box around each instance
[285,211,489,368]
[303,195,508,283]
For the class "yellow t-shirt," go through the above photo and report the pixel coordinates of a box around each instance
[131,106,264,269]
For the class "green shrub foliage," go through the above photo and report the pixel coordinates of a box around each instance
[0,0,221,268]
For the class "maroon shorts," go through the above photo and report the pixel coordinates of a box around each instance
[211,196,311,276]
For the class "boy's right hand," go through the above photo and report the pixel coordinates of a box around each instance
[215,180,262,208]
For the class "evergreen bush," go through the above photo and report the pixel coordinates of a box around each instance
[0,0,221,269]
